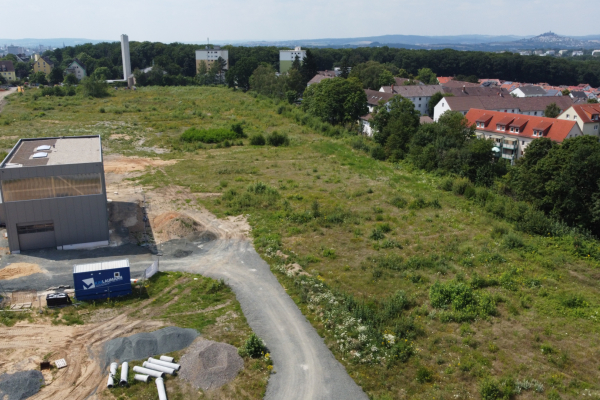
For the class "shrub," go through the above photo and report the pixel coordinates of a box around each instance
[452,177,472,195]
[390,196,408,208]
[376,223,392,233]
[370,144,386,160]
[181,127,239,143]
[231,122,246,138]
[369,228,385,240]
[560,294,587,308]
[247,182,279,195]
[502,232,524,249]
[249,133,266,145]
[480,379,503,400]
[464,185,476,199]
[491,225,508,239]
[99,107,106,113]
[416,366,433,383]
[408,197,427,210]
[239,333,267,358]
[266,131,289,147]
[439,178,453,191]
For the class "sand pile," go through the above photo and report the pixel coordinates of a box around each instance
[153,212,216,242]
[179,339,244,390]
[0,263,45,280]
[103,327,198,367]
[0,370,45,400]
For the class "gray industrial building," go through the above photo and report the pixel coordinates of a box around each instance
[0,136,109,253]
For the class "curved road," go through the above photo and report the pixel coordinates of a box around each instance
[163,238,368,400]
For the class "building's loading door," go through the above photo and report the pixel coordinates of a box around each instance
[17,221,56,251]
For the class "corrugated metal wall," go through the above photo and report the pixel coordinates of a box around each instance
[0,162,109,252]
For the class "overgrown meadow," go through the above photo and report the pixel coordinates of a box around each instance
[2,87,600,400]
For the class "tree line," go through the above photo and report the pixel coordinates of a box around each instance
[2,41,598,87]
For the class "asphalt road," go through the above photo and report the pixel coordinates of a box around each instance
[0,237,368,400]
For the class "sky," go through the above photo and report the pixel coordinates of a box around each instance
[3,0,598,43]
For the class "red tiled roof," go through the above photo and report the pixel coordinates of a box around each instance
[442,80,481,88]
[570,104,600,123]
[465,109,579,142]
[497,116,515,126]
[437,77,453,84]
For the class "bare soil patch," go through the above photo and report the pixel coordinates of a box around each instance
[103,156,177,174]
[0,263,46,280]
[110,134,132,140]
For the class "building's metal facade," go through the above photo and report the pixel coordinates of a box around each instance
[0,135,109,253]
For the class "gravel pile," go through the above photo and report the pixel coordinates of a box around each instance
[179,339,244,390]
[0,370,45,400]
[103,326,198,367]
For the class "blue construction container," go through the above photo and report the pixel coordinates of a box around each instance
[73,259,132,301]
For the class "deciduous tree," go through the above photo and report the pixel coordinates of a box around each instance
[302,77,367,125]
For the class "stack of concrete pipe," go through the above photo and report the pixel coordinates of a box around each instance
[105,355,179,399]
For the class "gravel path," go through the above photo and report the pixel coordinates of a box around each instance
[162,238,368,400]
[0,88,16,114]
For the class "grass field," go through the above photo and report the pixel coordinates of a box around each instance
[2,87,600,399]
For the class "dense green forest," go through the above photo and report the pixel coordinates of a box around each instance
[2,41,599,87]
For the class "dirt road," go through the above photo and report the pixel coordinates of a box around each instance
[159,210,368,400]
[0,88,16,113]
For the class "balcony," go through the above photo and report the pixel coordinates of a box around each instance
[501,153,515,160]
[502,142,516,150]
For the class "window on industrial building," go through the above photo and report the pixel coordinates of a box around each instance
[17,222,54,234]
[2,173,103,202]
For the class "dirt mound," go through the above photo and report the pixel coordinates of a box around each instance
[179,339,244,391]
[103,326,198,367]
[0,370,45,400]
[153,212,216,242]
[0,263,45,280]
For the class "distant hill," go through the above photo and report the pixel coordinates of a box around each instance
[512,31,594,48]
[0,38,110,48]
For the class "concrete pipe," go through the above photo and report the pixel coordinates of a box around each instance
[143,361,176,376]
[132,365,165,379]
[159,356,174,363]
[110,362,118,377]
[134,374,150,383]
[148,357,181,371]
[107,374,114,389]
[156,377,167,400]
[120,362,129,387]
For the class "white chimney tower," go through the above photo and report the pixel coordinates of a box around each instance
[120,34,132,81]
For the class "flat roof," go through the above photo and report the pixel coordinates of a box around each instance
[2,136,102,168]
[73,259,129,273]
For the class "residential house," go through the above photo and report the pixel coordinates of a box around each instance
[592,50,600,57]
[519,51,531,56]
[465,109,582,164]
[0,61,16,81]
[434,95,573,121]
[279,47,306,74]
[479,79,502,86]
[360,114,374,136]
[570,91,589,102]
[64,58,87,81]
[195,47,229,74]
[510,86,547,97]
[557,104,600,137]
[376,85,444,115]
[545,50,556,56]
[572,51,584,56]
[364,89,394,113]
[307,70,337,86]
[533,50,544,56]
[33,55,54,75]
[558,50,569,56]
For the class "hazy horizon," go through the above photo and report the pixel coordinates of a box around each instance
[3,0,599,44]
